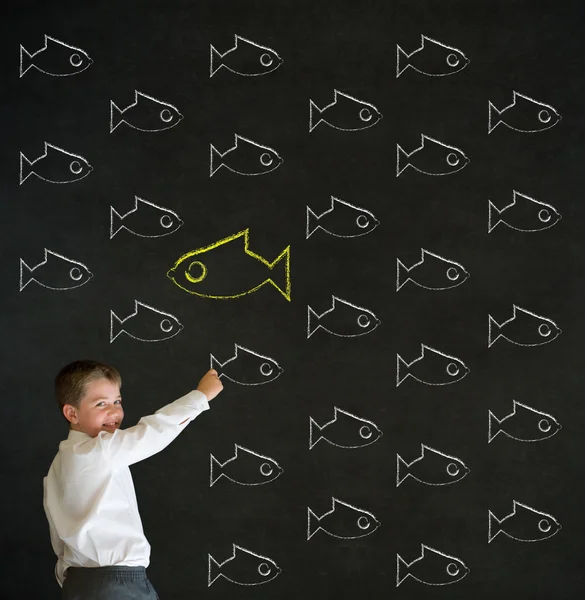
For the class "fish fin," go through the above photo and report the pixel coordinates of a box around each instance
[307,507,320,540]
[396,354,409,386]
[110,206,124,238]
[307,305,320,338]
[267,246,291,300]
[487,200,502,233]
[207,554,222,586]
[488,101,502,134]
[309,99,323,132]
[487,314,501,347]
[19,45,34,77]
[209,44,224,77]
[396,144,409,177]
[488,510,502,543]
[396,454,409,486]
[109,310,124,342]
[396,45,410,77]
[396,258,410,291]
[306,206,320,238]
[308,416,323,449]
[19,259,34,290]
[209,454,223,486]
[487,410,502,443]
[110,101,124,133]
[19,152,34,184]
[396,553,409,586]
[209,144,224,177]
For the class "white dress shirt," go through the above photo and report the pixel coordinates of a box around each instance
[43,390,209,587]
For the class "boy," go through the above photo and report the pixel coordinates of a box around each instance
[43,359,223,599]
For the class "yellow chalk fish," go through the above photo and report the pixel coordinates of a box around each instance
[167,229,291,300]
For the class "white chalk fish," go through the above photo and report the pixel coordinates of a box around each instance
[396,444,470,487]
[210,344,283,385]
[306,197,379,238]
[110,300,183,342]
[397,134,469,176]
[397,545,469,586]
[309,407,382,449]
[307,497,380,540]
[397,344,469,386]
[396,249,469,291]
[110,91,183,133]
[210,35,283,77]
[488,305,561,347]
[210,444,283,486]
[488,500,561,543]
[488,191,561,233]
[488,400,561,443]
[208,545,281,586]
[20,249,92,291]
[396,35,469,78]
[309,90,382,132]
[307,296,381,338]
[210,134,283,176]
[488,91,561,134]
[110,197,183,238]
[20,35,92,77]
[20,142,93,184]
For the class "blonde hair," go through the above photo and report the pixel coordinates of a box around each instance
[55,360,122,426]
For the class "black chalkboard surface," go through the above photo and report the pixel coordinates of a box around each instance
[4,1,585,598]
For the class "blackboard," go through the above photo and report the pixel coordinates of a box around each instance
[4,1,585,598]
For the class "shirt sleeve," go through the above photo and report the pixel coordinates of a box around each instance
[43,477,66,587]
[97,390,210,467]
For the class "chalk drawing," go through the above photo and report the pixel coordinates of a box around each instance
[488,500,561,543]
[397,544,469,586]
[488,400,561,443]
[210,344,283,385]
[110,91,183,133]
[488,190,561,233]
[210,444,283,486]
[309,407,383,450]
[396,134,469,176]
[488,305,561,347]
[208,544,281,586]
[210,134,283,176]
[307,296,381,338]
[20,249,92,291]
[210,35,283,77]
[307,497,381,540]
[306,197,379,239]
[396,444,470,487]
[396,249,469,291]
[396,35,469,77]
[20,142,92,184]
[309,90,382,132]
[397,344,469,386]
[488,91,561,134]
[110,300,183,342]
[20,34,92,77]
[110,197,183,238]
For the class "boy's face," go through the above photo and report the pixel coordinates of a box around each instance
[64,377,124,438]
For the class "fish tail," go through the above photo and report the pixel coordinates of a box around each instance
[396,553,410,586]
[209,354,222,378]
[207,554,222,586]
[488,101,502,134]
[396,45,410,78]
[306,205,320,238]
[396,354,410,386]
[110,100,124,133]
[308,416,323,449]
[307,507,320,540]
[267,245,291,301]
[209,144,224,177]
[487,314,501,347]
[19,45,34,77]
[396,144,409,177]
[396,258,410,291]
[487,410,502,443]
[396,454,409,486]
[209,454,223,486]
[488,510,502,543]
[306,305,321,338]
[19,152,34,184]
[308,99,323,132]
[109,206,124,238]
[109,310,124,342]
[19,258,34,291]
[487,200,502,233]
[209,45,223,77]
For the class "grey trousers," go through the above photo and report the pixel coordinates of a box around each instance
[62,566,159,600]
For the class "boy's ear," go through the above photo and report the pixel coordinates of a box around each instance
[62,403,79,424]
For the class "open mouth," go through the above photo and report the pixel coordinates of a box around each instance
[102,422,118,428]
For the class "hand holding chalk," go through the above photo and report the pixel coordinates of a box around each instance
[196,368,223,401]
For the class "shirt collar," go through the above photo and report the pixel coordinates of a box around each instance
[68,428,92,440]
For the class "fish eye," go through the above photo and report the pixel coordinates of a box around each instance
[446,267,460,281]
[70,160,82,174]
[70,53,83,67]
[539,518,552,532]
[538,209,551,222]
[446,53,460,67]
[258,562,271,576]
[260,152,273,166]
[446,152,460,166]
[160,215,173,229]
[160,318,174,333]
[356,215,370,229]
[446,362,460,377]
[538,323,551,337]
[357,314,371,328]
[539,109,551,123]
[446,462,460,476]
[260,462,274,477]
[359,108,372,122]
[357,516,370,530]
[160,109,173,123]
[260,53,273,67]
[359,425,372,439]
[260,362,273,377]
[185,260,207,283]
[446,562,460,577]
[69,267,83,281]
[539,418,552,432]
